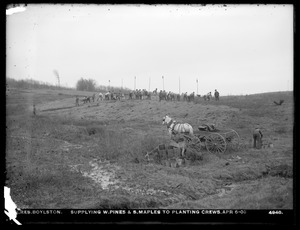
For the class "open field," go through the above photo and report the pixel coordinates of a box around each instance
[6,87,293,209]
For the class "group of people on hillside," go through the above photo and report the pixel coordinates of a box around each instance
[128,89,151,100]
[203,90,220,101]
[104,91,123,100]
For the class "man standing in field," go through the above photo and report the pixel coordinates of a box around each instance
[214,89,220,101]
[253,125,263,149]
[33,104,36,115]
[75,96,79,106]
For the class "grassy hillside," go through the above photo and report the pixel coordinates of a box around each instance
[6,88,293,210]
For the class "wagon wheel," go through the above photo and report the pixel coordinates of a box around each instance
[196,134,207,150]
[205,133,227,154]
[172,134,202,153]
[224,129,240,151]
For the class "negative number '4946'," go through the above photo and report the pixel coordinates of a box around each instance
[269,210,283,214]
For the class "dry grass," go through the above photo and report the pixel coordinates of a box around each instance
[165,177,293,209]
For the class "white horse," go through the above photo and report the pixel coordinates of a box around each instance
[162,115,194,136]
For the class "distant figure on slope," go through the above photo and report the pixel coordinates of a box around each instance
[33,104,36,116]
[253,125,263,149]
[75,96,79,106]
[97,92,104,101]
[105,91,110,100]
[214,89,220,101]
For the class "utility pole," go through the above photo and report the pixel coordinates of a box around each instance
[53,70,60,88]
[162,76,164,91]
[196,78,198,95]
[134,76,136,90]
[179,77,181,94]
[149,77,151,91]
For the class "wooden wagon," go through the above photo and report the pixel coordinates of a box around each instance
[172,125,240,154]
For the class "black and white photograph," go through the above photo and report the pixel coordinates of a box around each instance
[5,4,294,224]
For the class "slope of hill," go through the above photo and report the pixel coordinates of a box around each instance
[6,88,293,212]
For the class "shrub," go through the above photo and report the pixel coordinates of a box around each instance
[76,78,96,91]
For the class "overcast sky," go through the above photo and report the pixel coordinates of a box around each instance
[6,4,293,95]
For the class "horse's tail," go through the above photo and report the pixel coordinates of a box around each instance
[187,124,194,135]
[180,123,193,135]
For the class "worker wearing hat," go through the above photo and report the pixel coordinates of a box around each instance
[33,104,36,116]
[253,124,263,149]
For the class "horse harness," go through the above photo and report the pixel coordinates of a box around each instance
[166,119,177,133]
